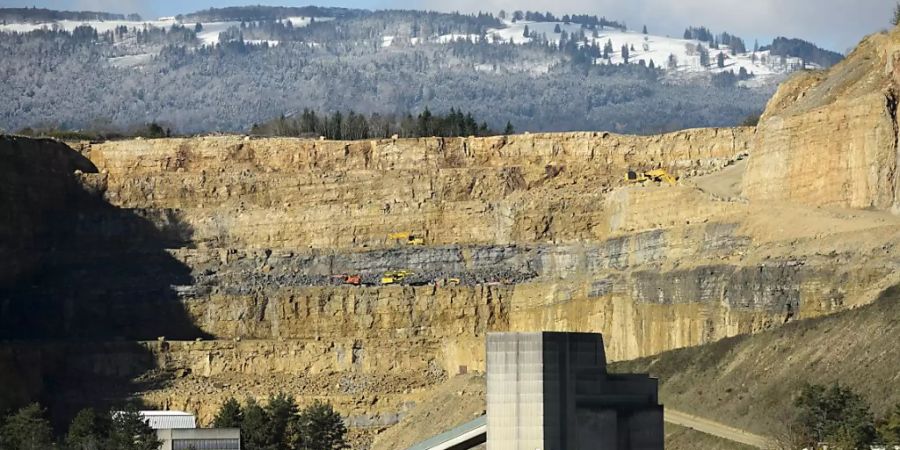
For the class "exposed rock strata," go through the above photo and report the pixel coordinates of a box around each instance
[2,60,900,447]
[743,27,900,212]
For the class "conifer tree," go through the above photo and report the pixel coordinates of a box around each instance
[241,398,273,450]
[108,406,160,450]
[297,401,348,450]
[66,408,112,450]
[698,45,710,67]
[213,398,243,429]
[603,39,613,59]
[266,393,300,450]
[667,53,678,70]
[0,404,55,450]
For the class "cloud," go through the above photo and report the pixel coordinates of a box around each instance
[394,0,889,52]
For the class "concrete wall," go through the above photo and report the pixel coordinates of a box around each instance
[486,333,546,450]
[157,428,240,450]
[486,332,662,450]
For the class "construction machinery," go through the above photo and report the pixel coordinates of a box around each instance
[388,232,425,246]
[624,169,677,186]
[381,269,414,285]
[332,274,361,286]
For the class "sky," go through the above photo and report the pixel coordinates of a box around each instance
[0,0,891,52]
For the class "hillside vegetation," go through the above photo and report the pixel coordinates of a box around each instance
[0,6,801,134]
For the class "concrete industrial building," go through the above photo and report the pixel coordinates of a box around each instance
[407,332,663,450]
[486,332,663,450]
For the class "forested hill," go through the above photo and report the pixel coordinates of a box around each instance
[762,37,844,68]
[177,6,359,22]
[0,7,138,23]
[0,5,841,135]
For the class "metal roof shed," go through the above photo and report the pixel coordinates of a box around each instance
[138,411,197,430]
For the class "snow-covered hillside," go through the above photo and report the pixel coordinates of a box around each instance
[0,14,811,78]
[479,20,811,76]
[376,20,812,77]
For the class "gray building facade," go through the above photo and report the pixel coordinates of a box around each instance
[157,428,241,450]
[486,332,663,450]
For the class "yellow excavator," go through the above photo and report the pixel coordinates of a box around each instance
[387,232,425,245]
[624,169,677,186]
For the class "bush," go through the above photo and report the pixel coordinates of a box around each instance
[740,112,761,127]
[794,383,876,449]
[878,403,900,446]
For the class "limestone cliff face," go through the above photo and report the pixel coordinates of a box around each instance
[3,107,899,445]
[743,27,900,212]
[86,130,751,249]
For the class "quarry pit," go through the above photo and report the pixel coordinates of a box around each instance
[3,25,900,450]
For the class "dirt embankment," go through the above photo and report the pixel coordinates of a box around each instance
[610,284,900,438]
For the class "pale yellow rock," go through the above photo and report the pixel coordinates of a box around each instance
[744,28,900,212]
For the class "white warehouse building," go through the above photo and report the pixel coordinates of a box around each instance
[135,410,241,450]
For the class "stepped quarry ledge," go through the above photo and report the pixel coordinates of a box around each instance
[3,25,900,449]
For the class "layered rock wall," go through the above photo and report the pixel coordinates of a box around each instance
[743,28,900,212]
[2,118,898,443]
[86,130,752,249]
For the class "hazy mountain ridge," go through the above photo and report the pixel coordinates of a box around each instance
[0,7,139,23]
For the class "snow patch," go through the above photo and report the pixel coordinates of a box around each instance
[484,20,811,76]
[108,53,153,68]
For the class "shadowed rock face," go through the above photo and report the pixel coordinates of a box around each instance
[0,136,205,340]
[0,135,207,426]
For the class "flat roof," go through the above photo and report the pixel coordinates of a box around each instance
[139,411,194,416]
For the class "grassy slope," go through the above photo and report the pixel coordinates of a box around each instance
[610,284,900,438]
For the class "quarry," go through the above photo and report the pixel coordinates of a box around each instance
[2,22,900,450]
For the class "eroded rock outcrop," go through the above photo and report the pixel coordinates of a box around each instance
[743,27,900,212]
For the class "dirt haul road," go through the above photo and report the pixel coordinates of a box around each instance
[665,408,773,448]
